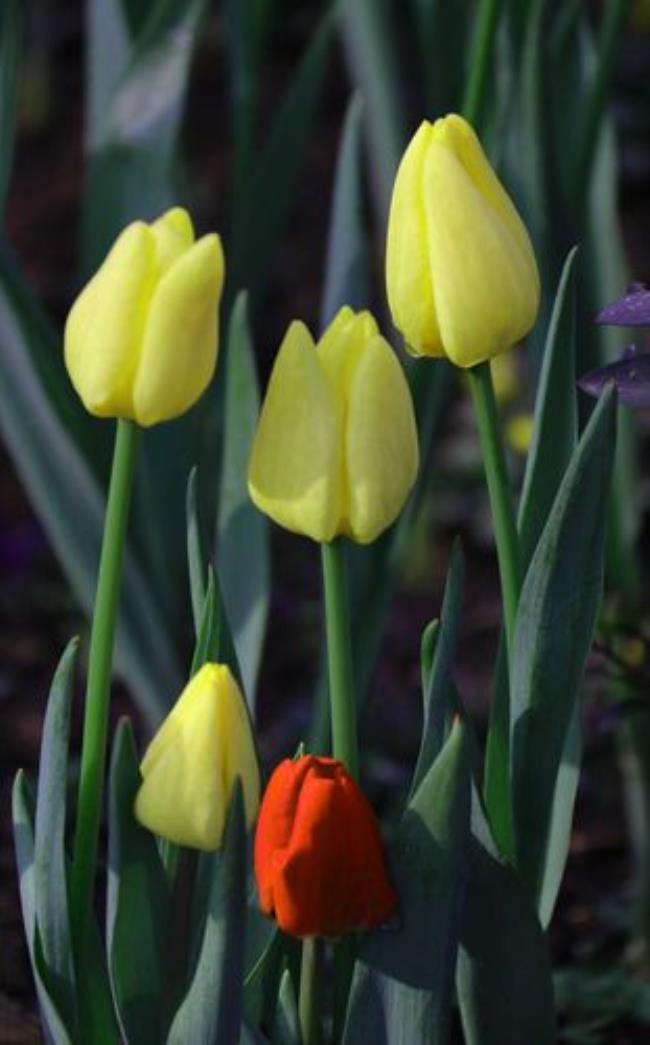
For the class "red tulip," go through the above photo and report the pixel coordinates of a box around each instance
[254,755,397,937]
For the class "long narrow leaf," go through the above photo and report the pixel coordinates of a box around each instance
[343,723,471,1044]
[510,387,617,907]
[34,640,78,1035]
[218,293,269,704]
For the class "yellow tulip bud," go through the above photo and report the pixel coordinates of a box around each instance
[505,412,535,455]
[386,114,540,368]
[65,208,225,426]
[248,306,419,544]
[134,663,259,850]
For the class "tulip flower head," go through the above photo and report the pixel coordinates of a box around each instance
[386,114,539,368]
[65,207,225,426]
[248,306,419,544]
[254,755,397,938]
[134,663,259,850]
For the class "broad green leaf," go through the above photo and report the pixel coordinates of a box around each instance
[407,0,470,113]
[12,772,74,1045]
[456,790,555,1045]
[222,0,272,190]
[34,640,78,1035]
[337,0,406,221]
[320,93,368,329]
[218,293,269,704]
[537,704,581,927]
[510,387,617,906]
[167,785,247,1045]
[229,10,335,305]
[483,248,580,855]
[244,924,298,1032]
[343,723,471,1044]
[273,970,300,1045]
[82,0,206,268]
[409,540,464,797]
[518,246,579,563]
[107,718,171,1044]
[0,262,183,723]
[0,0,22,220]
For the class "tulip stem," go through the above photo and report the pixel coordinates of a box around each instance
[467,361,521,655]
[321,540,358,779]
[71,418,140,959]
[299,937,322,1045]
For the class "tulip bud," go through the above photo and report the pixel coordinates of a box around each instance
[386,114,540,368]
[134,663,259,850]
[254,755,397,938]
[65,208,225,426]
[248,306,419,544]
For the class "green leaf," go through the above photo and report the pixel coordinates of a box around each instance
[409,539,464,797]
[0,0,22,220]
[518,246,579,564]
[12,772,74,1045]
[337,0,406,221]
[456,791,556,1045]
[244,924,298,1032]
[107,718,171,1044]
[510,387,617,908]
[218,293,269,704]
[34,640,78,1035]
[167,784,247,1045]
[82,0,206,269]
[0,259,184,724]
[273,970,300,1045]
[320,93,368,329]
[229,10,335,304]
[187,466,208,636]
[222,0,272,190]
[483,247,580,856]
[343,722,471,1044]
[407,0,470,113]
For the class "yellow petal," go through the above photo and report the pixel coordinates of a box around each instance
[132,233,225,426]
[64,222,156,418]
[317,307,378,396]
[431,115,539,295]
[385,121,444,357]
[423,142,539,368]
[344,335,419,542]
[248,321,343,542]
[135,663,259,850]
[151,206,195,275]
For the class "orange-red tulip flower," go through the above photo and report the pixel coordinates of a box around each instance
[254,755,397,938]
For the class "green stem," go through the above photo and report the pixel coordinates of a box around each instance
[571,0,632,208]
[467,362,521,656]
[71,418,140,954]
[321,539,358,778]
[462,0,503,126]
[299,937,322,1045]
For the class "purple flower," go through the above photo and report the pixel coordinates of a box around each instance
[579,347,650,409]
[597,284,650,327]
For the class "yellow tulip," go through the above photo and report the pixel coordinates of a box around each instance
[386,114,539,368]
[134,663,259,850]
[65,208,225,426]
[248,306,419,544]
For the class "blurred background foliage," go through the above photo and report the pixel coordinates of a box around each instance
[1,0,650,1039]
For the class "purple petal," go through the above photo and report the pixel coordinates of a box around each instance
[596,284,650,327]
[579,353,650,408]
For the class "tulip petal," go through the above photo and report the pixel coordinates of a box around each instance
[423,142,539,367]
[151,206,195,275]
[64,222,156,417]
[385,122,445,357]
[431,115,539,293]
[344,335,419,542]
[316,306,378,394]
[248,321,343,542]
[135,664,259,850]
[132,233,225,426]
